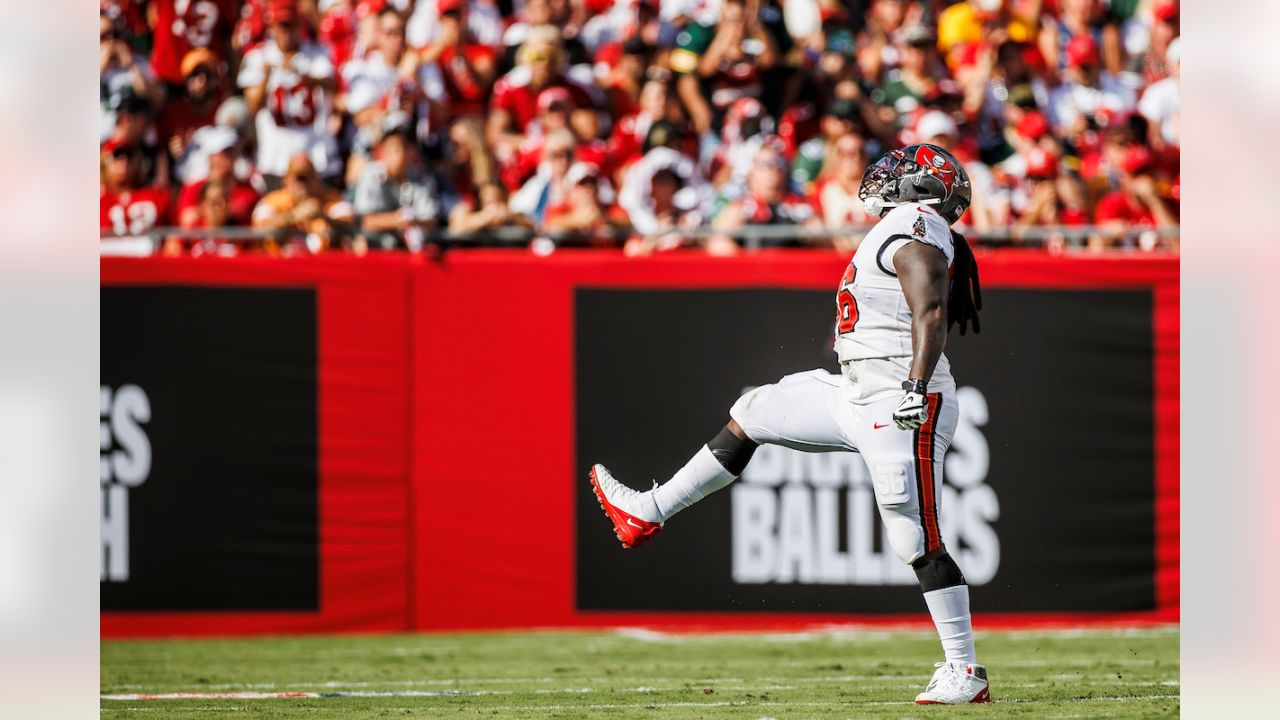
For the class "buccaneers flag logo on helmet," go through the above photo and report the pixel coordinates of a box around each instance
[912,145,958,194]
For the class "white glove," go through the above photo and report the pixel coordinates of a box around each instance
[893,379,929,430]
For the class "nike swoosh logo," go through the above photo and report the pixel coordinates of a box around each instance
[625,518,646,529]
[873,422,891,430]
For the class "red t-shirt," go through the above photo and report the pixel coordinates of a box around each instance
[437,43,498,120]
[490,69,595,134]
[1094,190,1154,226]
[607,113,652,173]
[602,84,639,125]
[101,187,173,235]
[176,179,260,226]
[156,91,227,150]
[504,136,609,192]
[1059,206,1090,225]
[149,0,236,85]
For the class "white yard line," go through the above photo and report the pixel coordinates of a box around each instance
[102,682,1182,701]
[104,694,1181,712]
[104,674,1179,695]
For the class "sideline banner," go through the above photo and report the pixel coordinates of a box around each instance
[100,256,414,636]
[412,251,1177,630]
[101,251,1177,635]
[101,285,319,611]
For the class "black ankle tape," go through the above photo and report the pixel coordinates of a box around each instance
[708,426,757,475]
[912,551,967,592]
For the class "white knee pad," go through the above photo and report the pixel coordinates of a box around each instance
[882,511,926,565]
[874,460,924,565]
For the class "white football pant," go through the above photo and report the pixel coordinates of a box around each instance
[729,369,959,565]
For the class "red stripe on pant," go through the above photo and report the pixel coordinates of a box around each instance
[914,393,943,553]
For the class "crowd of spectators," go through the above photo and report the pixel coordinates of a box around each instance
[100,0,1180,254]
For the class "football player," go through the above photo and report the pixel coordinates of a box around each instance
[590,144,988,705]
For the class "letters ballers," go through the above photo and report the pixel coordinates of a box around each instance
[588,144,992,705]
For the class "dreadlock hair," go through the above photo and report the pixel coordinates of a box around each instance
[948,230,982,335]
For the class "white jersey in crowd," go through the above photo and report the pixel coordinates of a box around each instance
[834,201,956,404]
[238,40,339,177]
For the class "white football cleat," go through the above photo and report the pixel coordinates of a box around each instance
[914,661,991,704]
[589,464,664,549]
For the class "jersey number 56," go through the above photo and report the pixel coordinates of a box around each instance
[836,263,859,334]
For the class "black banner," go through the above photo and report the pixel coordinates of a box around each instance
[575,288,1154,614]
[100,286,319,611]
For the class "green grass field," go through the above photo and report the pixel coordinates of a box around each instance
[101,627,1178,718]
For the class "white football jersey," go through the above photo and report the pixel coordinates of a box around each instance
[834,202,956,402]
[238,40,338,177]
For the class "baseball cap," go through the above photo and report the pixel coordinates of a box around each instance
[436,0,463,15]
[622,36,652,57]
[1020,43,1048,73]
[216,96,249,129]
[380,110,413,138]
[1006,83,1038,109]
[1094,106,1131,130]
[194,125,239,155]
[644,120,685,151]
[594,41,622,68]
[1120,145,1153,174]
[346,82,383,114]
[826,98,858,122]
[101,137,137,157]
[564,162,601,188]
[267,0,299,25]
[1066,35,1098,68]
[902,25,934,47]
[1025,147,1058,178]
[826,28,856,57]
[537,86,574,113]
[916,110,958,141]
[1154,0,1178,22]
[1015,110,1049,140]
[113,91,151,116]
[181,48,217,77]
[734,97,766,119]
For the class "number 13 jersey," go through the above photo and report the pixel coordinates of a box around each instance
[834,202,957,403]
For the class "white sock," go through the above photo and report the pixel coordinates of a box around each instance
[923,585,977,666]
[650,445,737,521]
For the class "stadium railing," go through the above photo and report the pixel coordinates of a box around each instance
[99,223,1181,256]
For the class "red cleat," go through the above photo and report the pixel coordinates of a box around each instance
[589,464,663,549]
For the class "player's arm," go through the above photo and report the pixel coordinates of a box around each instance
[896,240,950,382]
[892,240,950,430]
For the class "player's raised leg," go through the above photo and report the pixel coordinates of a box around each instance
[857,391,989,704]
[589,423,749,549]
[590,370,853,549]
